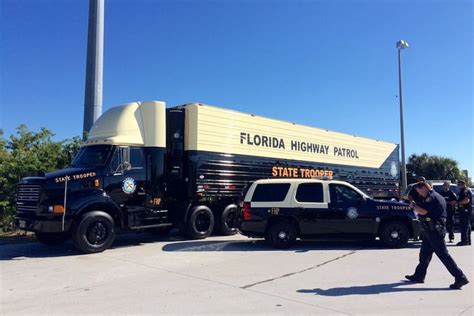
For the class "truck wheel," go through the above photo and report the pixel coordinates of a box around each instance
[265,221,297,249]
[187,206,214,239]
[380,221,409,248]
[218,205,239,236]
[35,232,69,246]
[72,211,116,254]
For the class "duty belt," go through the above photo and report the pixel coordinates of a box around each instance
[420,217,446,235]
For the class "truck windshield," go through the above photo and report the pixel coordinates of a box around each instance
[71,145,113,167]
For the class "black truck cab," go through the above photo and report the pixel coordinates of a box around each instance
[16,143,171,251]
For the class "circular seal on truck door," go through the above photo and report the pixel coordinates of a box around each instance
[122,177,136,194]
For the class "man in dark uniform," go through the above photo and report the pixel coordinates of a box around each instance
[439,181,457,243]
[457,180,472,246]
[405,182,469,289]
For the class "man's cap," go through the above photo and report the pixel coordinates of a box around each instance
[457,180,466,185]
[417,176,426,182]
[414,181,429,189]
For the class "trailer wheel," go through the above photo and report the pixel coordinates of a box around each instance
[187,206,214,239]
[380,220,409,248]
[72,211,116,254]
[218,205,239,236]
[35,232,69,246]
[265,220,297,249]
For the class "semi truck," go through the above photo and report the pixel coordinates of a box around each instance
[15,101,401,253]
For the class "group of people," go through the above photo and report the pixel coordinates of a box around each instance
[405,177,471,290]
[439,180,472,245]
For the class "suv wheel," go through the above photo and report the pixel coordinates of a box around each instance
[380,221,409,248]
[72,211,116,254]
[35,232,69,246]
[266,221,297,249]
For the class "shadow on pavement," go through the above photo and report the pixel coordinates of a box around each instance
[297,281,450,296]
[0,231,184,260]
[162,239,422,252]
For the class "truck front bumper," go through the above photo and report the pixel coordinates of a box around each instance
[15,215,72,233]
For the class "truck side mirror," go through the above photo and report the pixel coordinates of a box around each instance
[123,161,132,171]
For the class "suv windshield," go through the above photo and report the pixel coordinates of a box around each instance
[71,145,113,167]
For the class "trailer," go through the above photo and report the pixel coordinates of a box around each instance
[15,101,400,253]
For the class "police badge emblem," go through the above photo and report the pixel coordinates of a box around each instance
[122,177,137,194]
[347,207,359,219]
[390,162,398,178]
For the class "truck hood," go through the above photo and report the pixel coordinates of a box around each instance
[45,167,101,184]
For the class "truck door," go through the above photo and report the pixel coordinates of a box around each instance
[105,146,150,227]
[328,183,376,234]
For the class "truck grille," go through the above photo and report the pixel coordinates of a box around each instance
[16,184,41,212]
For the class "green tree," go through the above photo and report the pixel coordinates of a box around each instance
[0,125,80,231]
[407,153,468,184]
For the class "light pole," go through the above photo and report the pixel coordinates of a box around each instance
[396,40,409,195]
[83,0,105,141]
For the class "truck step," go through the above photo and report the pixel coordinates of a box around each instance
[130,223,173,230]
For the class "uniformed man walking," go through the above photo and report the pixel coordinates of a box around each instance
[405,182,469,289]
[456,180,472,246]
[439,181,457,243]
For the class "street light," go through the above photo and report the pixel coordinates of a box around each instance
[396,40,409,195]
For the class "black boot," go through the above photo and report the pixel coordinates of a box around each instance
[450,276,469,289]
[405,275,424,283]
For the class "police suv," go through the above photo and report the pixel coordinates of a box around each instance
[239,179,421,249]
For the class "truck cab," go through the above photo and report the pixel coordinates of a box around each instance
[239,179,421,249]
[15,101,170,253]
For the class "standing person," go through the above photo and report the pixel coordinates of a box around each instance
[439,181,457,243]
[405,182,469,289]
[456,180,472,246]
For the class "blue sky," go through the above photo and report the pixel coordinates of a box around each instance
[1,0,472,173]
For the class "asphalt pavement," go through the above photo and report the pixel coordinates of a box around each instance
[0,232,472,315]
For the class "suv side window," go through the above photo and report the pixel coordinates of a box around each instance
[252,183,290,202]
[296,183,324,203]
[329,184,361,203]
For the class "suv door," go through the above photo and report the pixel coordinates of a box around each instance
[292,182,332,235]
[328,183,376,234]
